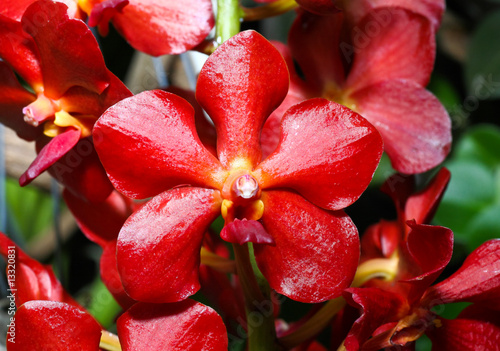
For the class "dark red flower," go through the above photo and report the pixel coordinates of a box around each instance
[94,30,383,304]
[0,0,131,201]
[263,7,451,174]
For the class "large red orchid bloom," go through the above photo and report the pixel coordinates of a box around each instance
[0,232,228,351]
[263,7,451,174]
[93,30,383,304]
[0,0,131,202]
[343,239,500,350]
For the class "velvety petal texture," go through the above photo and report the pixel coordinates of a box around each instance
[9,301,102,351]
[94,90,225,199]
[344,8,435,91]
[117,300,228,350]
[196,30,289,169]
[255,190,359,302]
[351,80,451,174]
[255,98,383,211]
[117,187,222,303]
[110,0,214,56]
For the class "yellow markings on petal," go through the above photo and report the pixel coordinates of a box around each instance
[77,0,99,16]
[42,111,93,138]
[249,199,264,221]
[221,199,233,222]
[322,81,358,112]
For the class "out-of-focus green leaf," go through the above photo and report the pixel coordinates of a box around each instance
[81,278,122,329]
[5,178,54,242]
[428,74,462,111]
[465,10,500,100]
[434,125,500,251]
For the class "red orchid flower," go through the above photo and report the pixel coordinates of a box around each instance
[0,232,228,351]
[93,30,383,304]
[0,0,131,202]
[343,239,500,350]
[263,7,451,174]
[1,0,214,56]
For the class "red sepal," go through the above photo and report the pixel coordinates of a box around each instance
[0,233,79,307]
[117,300,228,351]
[93,90,224,200]
[351,79,451,174]
[0,0,81,22]
[255,190,359,303]
[196,30,289,169]
[399,222,453,304]
[345,8,435,91]
[360,220,401,260]
[422,239,500,309]
[427,305,500,350]
[116,187,222,303]
[22,0,110,98]
[19,128,81,186]
[220,219,275,245]
[110,0,214,56]
[8,300,101,351]
[256,98,383,211]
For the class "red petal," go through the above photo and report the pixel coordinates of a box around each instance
[427,306,500,351]
[345,0,445,31]
[19,128,81,186]
[0,61,39,140]
[117,300,228,351]
[110,0,214,56]
[22,0,109,98]
[288,11,346,91]
[296,0,341,14]
[1,0,81,21]
[165,86,217,156]
[255,190,359,302]
[360,220,401,261]
[345,8,436,91]
[94,90,224,199]
[196,30,289,169]
[63,189,134,246]
[0,233,79,307]
[405,167,451,225]
[8,301,101,351]
[117,187,222,303]
[350,79,451,174]
[220,218,275,245]
[47,137,115,203]
[0,14,42,87]
[255,98,383,211]
[343,288,407,351]
[400,222,453,304]
[422,239,500,309]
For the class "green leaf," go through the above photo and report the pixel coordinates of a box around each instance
[5,178,54,242]
[433,125,500,251]
[81,278,122,328]
[465,10,500,100]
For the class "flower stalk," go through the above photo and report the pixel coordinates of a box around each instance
[242,0,298,22]
[216,0,243,46]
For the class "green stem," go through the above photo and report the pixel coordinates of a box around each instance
[233,243,279,351]
[216,0,243,46]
